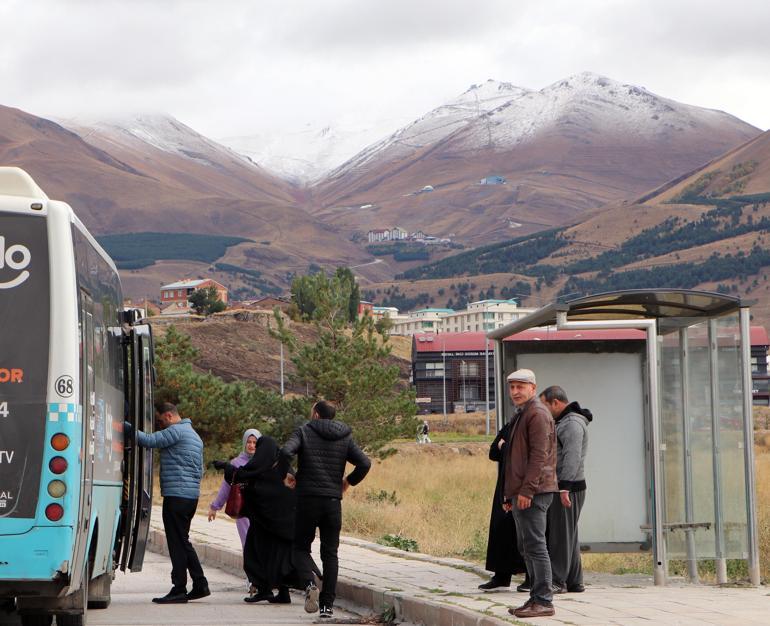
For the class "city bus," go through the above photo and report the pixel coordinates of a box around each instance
[0,168,154,625]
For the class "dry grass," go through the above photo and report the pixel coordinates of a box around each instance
[342,445,495,559]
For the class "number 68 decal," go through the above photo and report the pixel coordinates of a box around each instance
[55,375,74,397]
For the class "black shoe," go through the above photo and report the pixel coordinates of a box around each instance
[319,605,334,619]
[152,589,188,604]
[516,578,531,593]
[244,589,275,603]
[568,583,586,593]
[186,585,211,601]
[552,584,568,594]
[304,583,319,613]
[268,586,291,604]
[478,577,511,590]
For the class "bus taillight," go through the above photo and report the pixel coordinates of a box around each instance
[49,456,68,474]
[47,480,66,498]
[45,503,64,522]
[51,433,70,451]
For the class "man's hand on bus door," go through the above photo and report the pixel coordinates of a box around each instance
[208,507,218,522]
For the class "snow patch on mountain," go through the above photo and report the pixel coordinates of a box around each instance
[60,113,259,170]
[219,121,402,183]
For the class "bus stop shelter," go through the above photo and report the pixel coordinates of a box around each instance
[487,289,760,586]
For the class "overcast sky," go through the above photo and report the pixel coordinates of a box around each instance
[1,0,768,140]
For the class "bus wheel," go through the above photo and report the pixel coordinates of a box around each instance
[55,564,88,626]
[87,573,112,610]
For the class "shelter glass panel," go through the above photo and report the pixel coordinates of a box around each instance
[659,330,687,558]
[686,322,717,558]
[715,313,748,558]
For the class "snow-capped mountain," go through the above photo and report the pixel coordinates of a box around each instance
[327,72,756,181]
[312,72,760,246]
[60,113,262,171]
[219,121,403,184]
[324,79,527,179]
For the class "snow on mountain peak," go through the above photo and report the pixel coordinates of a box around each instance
[60,112,258,169]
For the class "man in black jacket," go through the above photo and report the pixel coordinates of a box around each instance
[281,400,371,620]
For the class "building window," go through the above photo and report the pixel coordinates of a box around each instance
[460,362,479,376]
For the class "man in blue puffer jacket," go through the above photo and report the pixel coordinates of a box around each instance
[134,402,209,604]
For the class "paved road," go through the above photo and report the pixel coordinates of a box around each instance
[89,552,359,626]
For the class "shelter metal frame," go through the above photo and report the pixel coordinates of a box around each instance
[487,289,760,586]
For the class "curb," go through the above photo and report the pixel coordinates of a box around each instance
[147,530,510,626]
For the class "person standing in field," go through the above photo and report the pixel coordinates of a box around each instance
[502,369,558,619]
[539,386,591,594]
[281,400,371,620]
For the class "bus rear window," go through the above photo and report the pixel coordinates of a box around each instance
[0,214,50,518]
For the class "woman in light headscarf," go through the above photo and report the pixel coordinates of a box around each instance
[208,428,261,547]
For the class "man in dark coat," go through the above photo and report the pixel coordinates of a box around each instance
[280,400,371,620]
[478,416,527,590]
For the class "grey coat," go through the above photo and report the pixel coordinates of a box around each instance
[555,402,592,492]
[137,418,204,499]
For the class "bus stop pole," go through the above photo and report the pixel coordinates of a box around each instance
[680,329,699,583]
[708,320,728,584]
[555,312,667,585]
[740,307,761,585]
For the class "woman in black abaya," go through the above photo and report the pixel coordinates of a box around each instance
[478,417,528,590]
[217,436,297,603]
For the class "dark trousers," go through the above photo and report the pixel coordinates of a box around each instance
[162,496,206,592]
[512,493,553,605]
[293,496,341,608]
[547,490,585,589]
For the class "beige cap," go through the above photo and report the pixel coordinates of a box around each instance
[506,368,536,385]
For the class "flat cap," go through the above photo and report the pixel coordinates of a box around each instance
[506,368,536,385]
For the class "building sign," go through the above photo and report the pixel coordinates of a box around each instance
[415,397,432,403]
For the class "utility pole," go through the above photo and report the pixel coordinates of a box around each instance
[442,334,447,422]
[485,339,490,435]
[280,341,285,397]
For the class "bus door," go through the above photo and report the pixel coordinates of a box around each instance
[69,292,96,591]
[118,324,153,572]
[129,325,154,571]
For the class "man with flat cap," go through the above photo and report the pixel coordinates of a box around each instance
[502,369,558,619]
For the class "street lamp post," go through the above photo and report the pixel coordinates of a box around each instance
[461,359,467,409]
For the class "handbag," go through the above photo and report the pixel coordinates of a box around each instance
[224,481,245,519]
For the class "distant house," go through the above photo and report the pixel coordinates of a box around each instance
[160,278,228,309]
[390,226,408,240]
[367,229,391,243]
[358,300,374,317]
[480,175,506,185]
[419,185,434,193]
[411,230,425,240]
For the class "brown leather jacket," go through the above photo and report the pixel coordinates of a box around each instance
[503,396,558,500]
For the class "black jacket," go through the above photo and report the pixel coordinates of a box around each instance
[280,419,371,498]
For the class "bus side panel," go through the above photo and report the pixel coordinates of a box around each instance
[89,484,122,577]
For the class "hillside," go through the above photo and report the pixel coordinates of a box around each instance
[0,105,369,298]
[150,314,413,393]
[375,130,770,328]
[310,73,760,247]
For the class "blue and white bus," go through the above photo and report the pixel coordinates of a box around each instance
[0,168,154,626]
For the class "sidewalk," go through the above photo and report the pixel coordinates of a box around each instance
[149,507,768,625]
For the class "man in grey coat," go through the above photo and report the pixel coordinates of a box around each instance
[133,402,209,604]
[539,386,592,594]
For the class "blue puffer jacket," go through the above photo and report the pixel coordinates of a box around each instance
[137,418,204,499]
